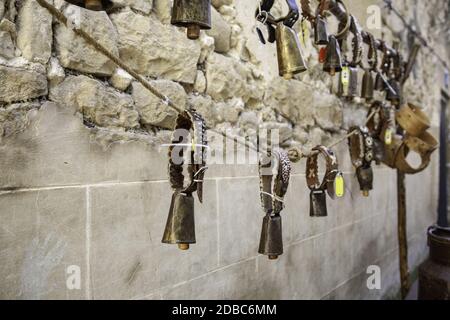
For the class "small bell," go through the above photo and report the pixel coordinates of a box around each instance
[323,35,342,76]
[162,192,196,250]
[372,139,385,165]
[374,72,387,91]
[338,65,358,98]
[386,79,401,106]
[171,0,211,40]
[63,0,114,11]
[258,214,283,260]
[275,22,308,80]
[361,69,374,102]
[310,190,328,217]
[356,166,373,197]
[314,16,329,46]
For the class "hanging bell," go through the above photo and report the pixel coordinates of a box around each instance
[258,214,283,260]
[374,72,386,91]
[171,0,211,40]
[275,22,307,80]
[162,192,196,250]
[63,0,114,11]
[338,65,358,98]
[372,139,385,165]
[356,166,373,197]
[323,35,342,76]
[310,190,328,217]
[361,69,374,102]
[314,16,329,46]
[386,79,401,106]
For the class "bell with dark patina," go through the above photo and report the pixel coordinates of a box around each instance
[258,214,283,260]
[386,79,401,106]
[275,22,307,80]
[310,190,327,217]
[374,72,387,91]
[338,65,358,98]
[361,69,374,102]
[63,0,114,11]
[372,139,385,165]
[171,0,211,40]
[323,35,342,76]
[356,166,373,197]
[418,226,450,300]
[314,16,329,46]
[162,192,196,250]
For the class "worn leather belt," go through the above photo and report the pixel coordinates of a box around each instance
[395,131,438,174]
[366,101,392,164]
[348,126,374,196]
[258,148,291,259]
[168,109,208,202]
[306,145,341,217]
[396,103,431,137]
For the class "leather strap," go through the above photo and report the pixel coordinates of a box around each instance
[396,103,431,137]
[168,109,208,202]
[259,148,291,215]
[300,0,329,23]
[381,133,403,168]
[348,126,374,168]
[338,14,363,67]
[395,131,438,174]
[306,145,339,198]
[367,32,378,71]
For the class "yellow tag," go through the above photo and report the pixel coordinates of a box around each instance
[384,129,392,145]
[191,138,195,151]
[299,20,309,46]
[341,66,350,85]
[334,174,345,198]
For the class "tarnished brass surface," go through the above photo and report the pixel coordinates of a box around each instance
[171,0,211,39]
[310,190,327,217]
[314,16,329,45]
[338,66,358,98]
[361,69,374,101]
[162,192,196,247]
[419,226,450,300]
[275,22,307,79]
[258,215,283,258]
[323,35,342,75]
[63,0,114,11]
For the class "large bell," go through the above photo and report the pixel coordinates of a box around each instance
[356,166,373,197]
[314,16,329,46]
[361,69,374,102]
[323,35,342,76]
[258,214,283,260]
[63,0,114,11]
[338,65,358,98]
[310,190,328,217]
[275,22,307,80]
[171,0,211,40]
[162,192,196,250]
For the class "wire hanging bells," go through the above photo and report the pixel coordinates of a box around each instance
[162,110,208,250]
[256,0,307,80]
[171,0,212,40]
[63,0,114,11]
[258,149,291,260]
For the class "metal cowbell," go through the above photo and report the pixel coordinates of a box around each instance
[323,35,342,76]
[356,166,373,197]
[361,69,374,102]
[63,0,114,11]
[275,22,307,80]
[258,214,283,260]
[338,65,358,98]
[171,0,211,40]
[162,192,196,250]
[310,190,328,217]
[374,72,387,91]
[314,16,329,46]
[386,79,401,106]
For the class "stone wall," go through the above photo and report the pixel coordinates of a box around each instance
[0,0,448,299]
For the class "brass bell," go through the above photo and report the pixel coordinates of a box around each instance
[310,190,328,217]
[356,166,373,197]
[323,35,342,76]
[338,65,358,98]
[162,192,196,250]
[314,16,329,46]
[386,79,401,106]
[275,22,308,80]
[63,0,114,11]
[258,214,283,260]
[171,0,211,40]
[361,69,374,102]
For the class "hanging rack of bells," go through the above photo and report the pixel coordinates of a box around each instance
[36,0,437,260]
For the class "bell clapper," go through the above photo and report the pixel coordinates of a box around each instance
[330,68,335,76]
[283,73,293,80]
[178,243,190,250]
[362,190,369,197]
[268,255,279,260]
[85,0,103,10]
[187,25,201,40]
